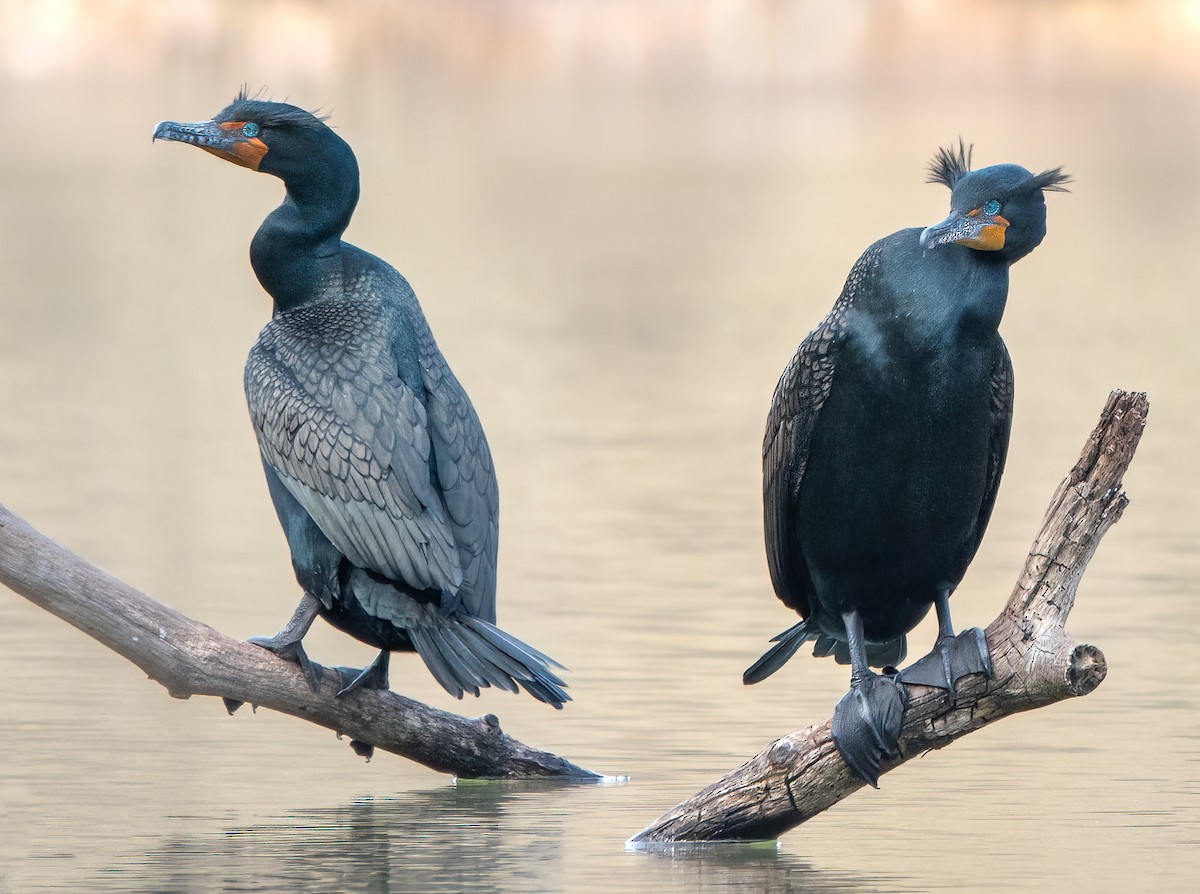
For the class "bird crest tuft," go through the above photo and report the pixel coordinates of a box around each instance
[221,86,331,127]
[1022,166,1072,193]
[927,139,973,189]
[233,84,269,105]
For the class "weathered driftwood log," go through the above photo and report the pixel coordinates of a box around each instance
[631,389,1147,843]
[0,505,599,780]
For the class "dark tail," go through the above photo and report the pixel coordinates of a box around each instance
[743,619,817,685]
[409,615,570,709]
[813,633,907,668]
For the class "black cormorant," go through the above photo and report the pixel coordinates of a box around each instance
[154,91,568,708]
[744,143,1069,783]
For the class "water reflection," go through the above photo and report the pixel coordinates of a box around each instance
[103,787,909,894]
[629,844,913,893]
[131,787,567,894]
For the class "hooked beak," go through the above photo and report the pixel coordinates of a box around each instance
[920,209,1009,252]
[153,119,268,172]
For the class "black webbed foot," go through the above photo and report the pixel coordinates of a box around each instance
[334,650,391,698]
[248,592,325,692]
[900,627,992,696]
[249,633,323,692]
[832,670,907,787]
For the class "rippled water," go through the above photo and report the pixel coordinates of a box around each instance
[2,2,1198,891]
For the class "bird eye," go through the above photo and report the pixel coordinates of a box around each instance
[982,199,1001,215]
[243,122,260,138]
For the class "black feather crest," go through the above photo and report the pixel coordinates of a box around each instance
[221,86,331,126]
[1023,166,1072,193]
[927,139,973,189]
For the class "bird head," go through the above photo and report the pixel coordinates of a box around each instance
[153,89,357,195]
[920,141,1070,263]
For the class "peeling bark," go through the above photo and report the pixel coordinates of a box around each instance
[631,390,1146,843]
[0,505,599,780]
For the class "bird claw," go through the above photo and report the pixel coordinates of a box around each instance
[334,651,390,698]
[249,634,323,692]
[832,672,907,787]
[899,627,993,698]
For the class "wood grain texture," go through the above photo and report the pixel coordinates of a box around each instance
[630,390,1146,843]
[0,506,599,780]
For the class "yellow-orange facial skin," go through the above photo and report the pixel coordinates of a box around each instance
[956,212,1009,251]
[200,121,269,171]
[920,207,1009,252]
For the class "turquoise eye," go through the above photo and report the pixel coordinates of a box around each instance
[982,199,1001,215]
[243,122,260,138]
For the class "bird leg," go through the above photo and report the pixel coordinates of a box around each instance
[334,650,391,698]
[248,591,324,692]
[899,588,992,697]
[831,610,907,787]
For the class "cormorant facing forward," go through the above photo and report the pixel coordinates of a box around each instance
[745,143,1069,783]
[154,92,568,708]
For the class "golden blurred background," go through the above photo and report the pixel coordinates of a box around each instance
[1,2,1198,891]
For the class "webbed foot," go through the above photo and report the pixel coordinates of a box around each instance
[900,627,992,696]
[832,671,907,787]
[249,633,323,692]
[335,650,391,698]
[248,592,325,692]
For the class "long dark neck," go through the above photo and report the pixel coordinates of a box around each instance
[249,152,360,311]
[869,231,1010,350]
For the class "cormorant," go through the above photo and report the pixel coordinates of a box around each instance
[153,91,569,708]
[744,143,1069,783]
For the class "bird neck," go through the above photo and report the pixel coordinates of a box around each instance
[873,234,1010,346]
[922,248,1009,337]
[249,162,361,312]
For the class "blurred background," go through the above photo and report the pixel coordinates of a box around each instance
[1,1,1197,891]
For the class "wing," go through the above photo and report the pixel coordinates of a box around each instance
[763,245,879,616]
[245,306,465,596]
[417,326,500,623]
[967,339,1014,558]
[762,318,841,617]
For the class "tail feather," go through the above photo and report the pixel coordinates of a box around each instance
[452,624,538,690]
[409,627,473,699]
[812,635,839,659]
[463,616,568,672]
[519,678,567,705]
[434,624,521,695]
[410,615,570,709]
[815,633,907,667]
[757,626,907,670]
[869,636,906,668]
[744,620,815,685]
[425,625,489,692]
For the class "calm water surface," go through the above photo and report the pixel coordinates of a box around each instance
[1,2,1198,891]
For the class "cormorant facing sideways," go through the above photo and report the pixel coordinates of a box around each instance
[154,92,568,708]
[745,143,1069,783]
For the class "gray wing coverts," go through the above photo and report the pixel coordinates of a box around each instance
[762,247,877,617]
[418,326,499,621]
[245,299,498,617]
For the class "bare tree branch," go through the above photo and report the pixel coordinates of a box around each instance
[0,505,600,780]
[630,389,1146,843]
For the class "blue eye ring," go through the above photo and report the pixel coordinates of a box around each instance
[243,122,260,138]
[982,199,1001,216]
